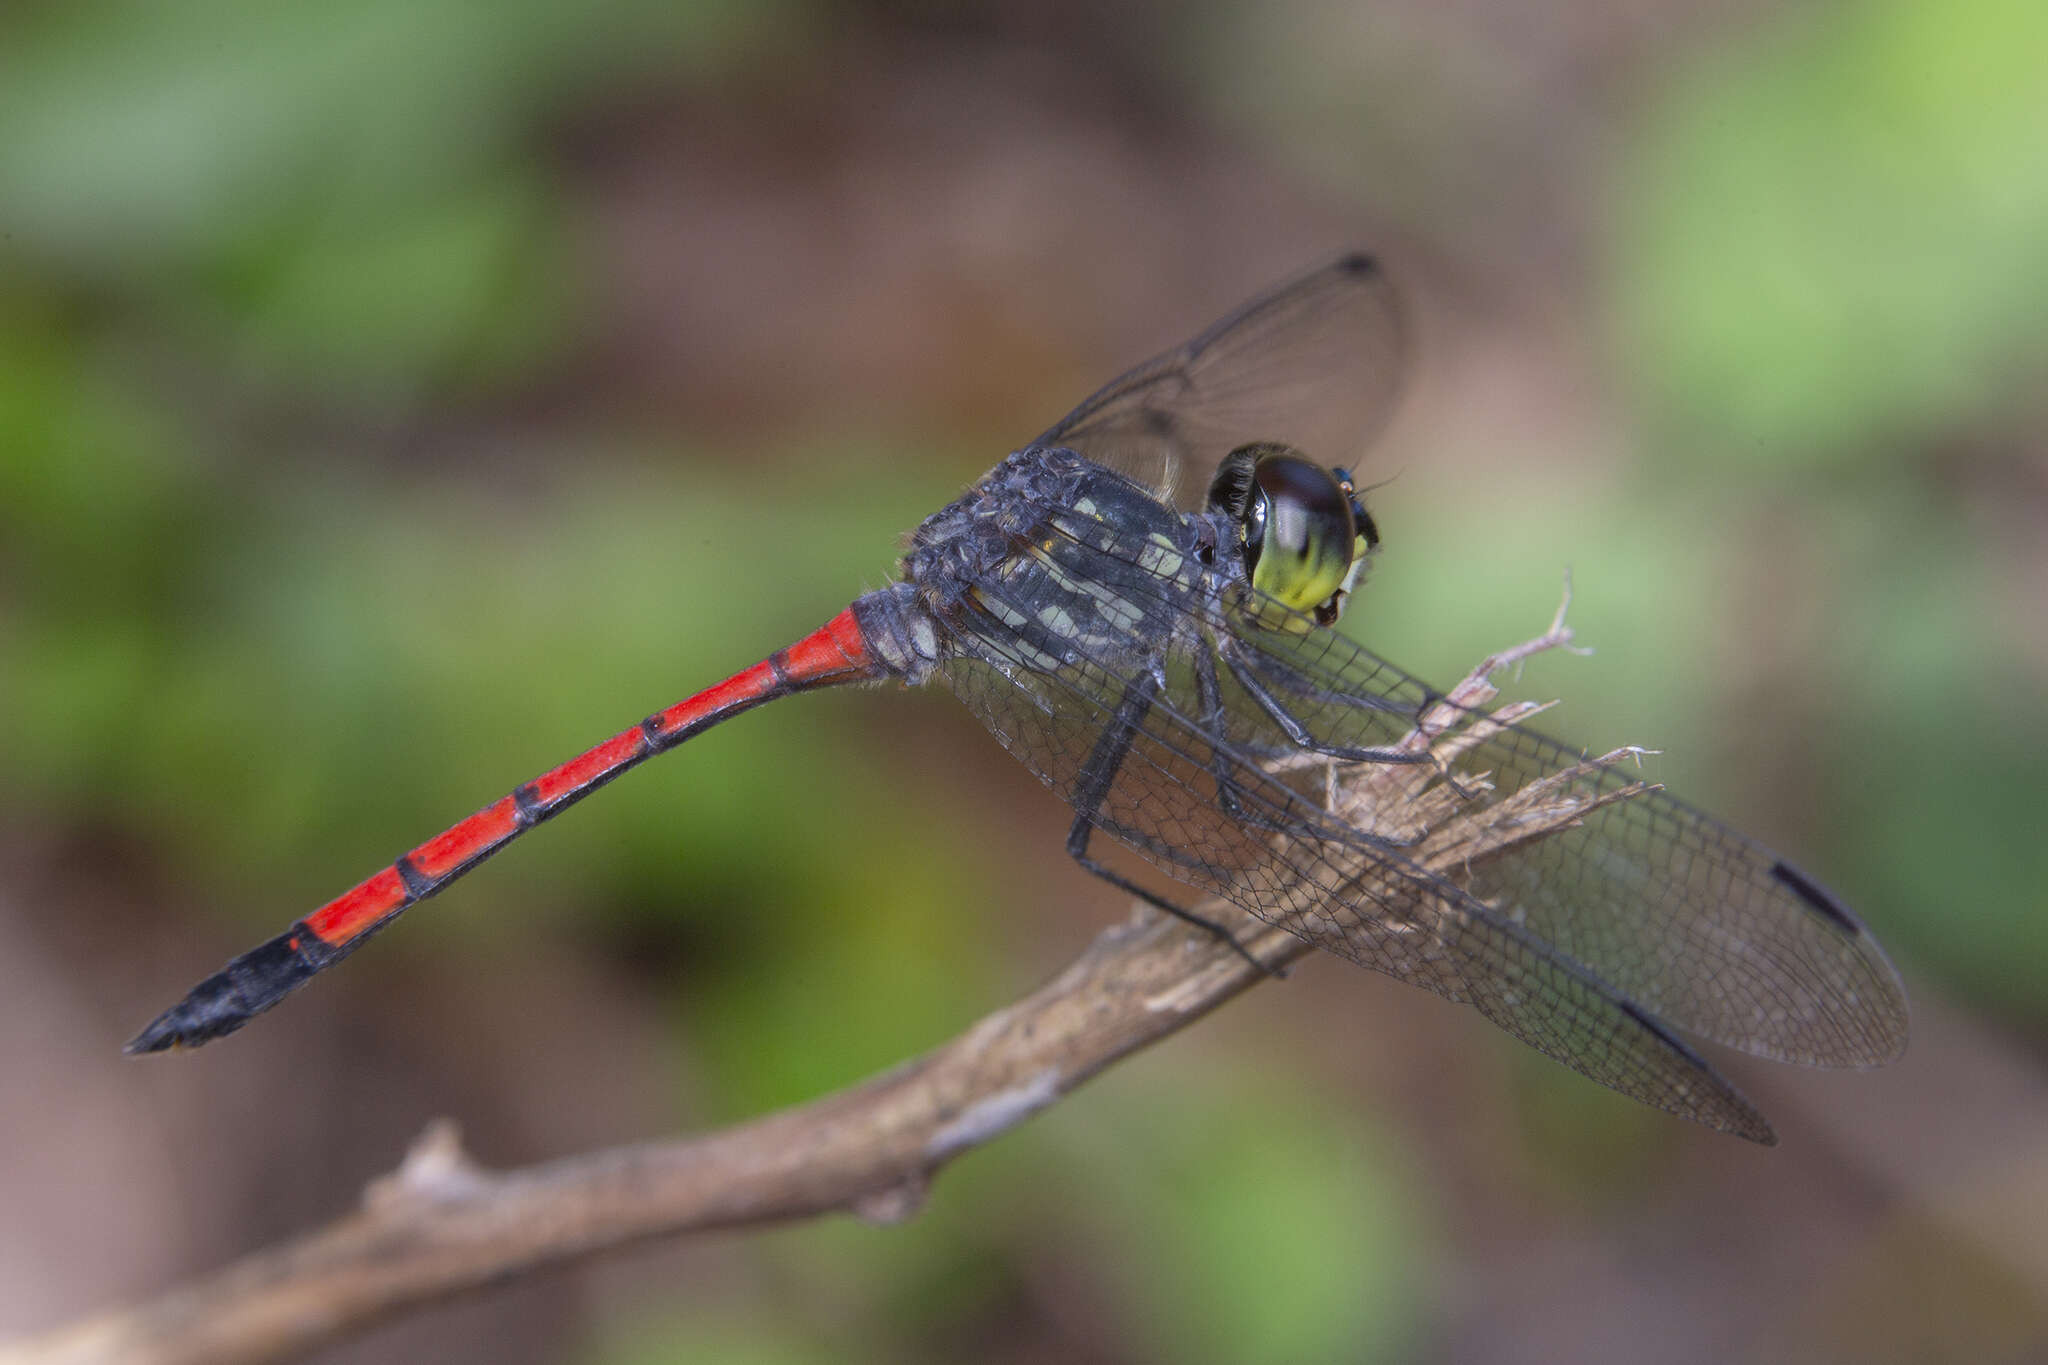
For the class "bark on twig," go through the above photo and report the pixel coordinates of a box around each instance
[6,607,1605,1365]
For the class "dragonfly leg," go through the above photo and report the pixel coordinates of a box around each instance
[1193,641,1257,825]
[1192,644,1351,845]
[1066,667,1283,977]
[1221,641,1496,805]
[1222,644,1478,847]
[1222,645,1428,766]
[1066,815,1281,977]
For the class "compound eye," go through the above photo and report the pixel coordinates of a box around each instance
[1241,452,1359,616]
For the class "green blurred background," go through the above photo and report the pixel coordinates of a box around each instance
[3,1,2045,1361]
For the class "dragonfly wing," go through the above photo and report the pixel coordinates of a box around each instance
[937,548,1778,1141]
[1031,254,1408,510]
[1155,571,1911,1070]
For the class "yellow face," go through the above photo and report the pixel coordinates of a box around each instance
[1209,443,1376,627]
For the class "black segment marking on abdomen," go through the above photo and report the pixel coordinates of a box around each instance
[393,855,432,900]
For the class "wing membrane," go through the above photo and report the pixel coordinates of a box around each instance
[937,547,1779,1141]
[1053,519,1909,1069]
[1032,254,1408,509]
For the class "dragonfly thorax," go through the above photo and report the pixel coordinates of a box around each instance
[887,447,1210,677]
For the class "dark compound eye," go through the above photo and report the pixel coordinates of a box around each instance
[1243,450,1359,615]
[1204,442,1377,625]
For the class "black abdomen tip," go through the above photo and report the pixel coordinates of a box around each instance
[125,992,249,1053]
[124,928,331,1054]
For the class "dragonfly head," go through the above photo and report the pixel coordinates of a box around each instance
[1207,443,1377,627]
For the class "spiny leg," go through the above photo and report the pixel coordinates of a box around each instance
[1065,667,1282,977]
[1222,645,1428,765]
[1220,643,1484,813]
[1192,641,1260,826]
[1192,643,1345,841]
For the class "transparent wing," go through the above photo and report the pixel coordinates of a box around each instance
[1049,516,1910,1071]
[1032,254,1408,509]
[937,537,1785,1141]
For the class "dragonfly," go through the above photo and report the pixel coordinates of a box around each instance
[128,254,1908,1142]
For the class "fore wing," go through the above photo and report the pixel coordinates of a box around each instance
[937,528,1793,1141]
[1055,516,1910,1069]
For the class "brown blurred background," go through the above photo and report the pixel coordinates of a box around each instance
[3,1,2045,1361]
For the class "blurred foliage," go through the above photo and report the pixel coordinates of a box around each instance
[589,1317,875,1365]
[0,0,788,257]
[1621,0,2048,467]
[1615,0,2048,1009]
[1078,1069,1428,1364]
